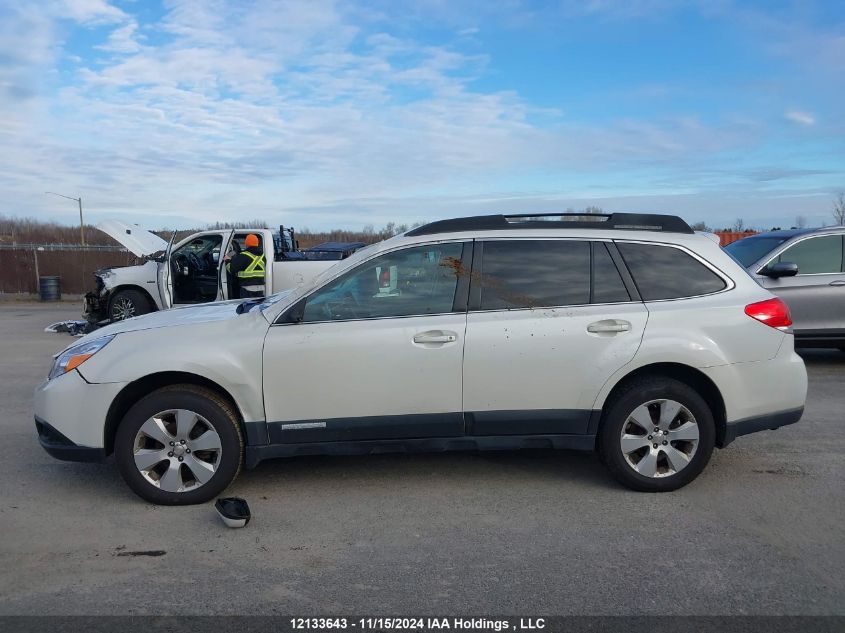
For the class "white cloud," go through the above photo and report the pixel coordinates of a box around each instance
[96,21,143,53]
[785,110,816,126]
[60,0,128,24]
[0,0,841,228]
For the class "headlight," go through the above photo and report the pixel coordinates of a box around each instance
[49,335,115,380]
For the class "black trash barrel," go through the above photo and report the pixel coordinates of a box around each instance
[39,276,61,301]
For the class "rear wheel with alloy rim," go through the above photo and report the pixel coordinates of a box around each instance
[599,376,715,492]
[115,385,243,505]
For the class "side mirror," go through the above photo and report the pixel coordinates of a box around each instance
[278,298,305,324]
[763,262,798,278]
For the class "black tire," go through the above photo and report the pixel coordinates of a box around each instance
[109,288,152,322]
[114,385,244,505]
[598,376,715,492]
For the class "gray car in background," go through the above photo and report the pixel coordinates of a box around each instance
[725,227,845,349]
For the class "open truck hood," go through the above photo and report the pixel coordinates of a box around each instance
[95,220,169,257]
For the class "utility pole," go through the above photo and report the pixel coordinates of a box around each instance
[78,196,85,246]
[45,191,85,245]
[46,191,86,293]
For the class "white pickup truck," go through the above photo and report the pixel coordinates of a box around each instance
[84,221,361,324]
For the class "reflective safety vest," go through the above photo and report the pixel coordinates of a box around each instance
[237,251,265,280]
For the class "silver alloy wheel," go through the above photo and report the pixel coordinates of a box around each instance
[132,409,223,493]
[619,398,700,478]
[111,297,136,321]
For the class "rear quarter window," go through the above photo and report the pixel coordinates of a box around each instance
[617,242,727,300]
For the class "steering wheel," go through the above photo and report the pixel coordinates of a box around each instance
[324,291,362,320]
[172,252,189,276]
[188,252,203,273]
[173,252,201,276]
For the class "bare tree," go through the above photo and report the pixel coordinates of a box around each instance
[833,192,845,226]
[690,221,711,232]
[732,218,745,232]
[794,215,807,229]
[583,205,604,214]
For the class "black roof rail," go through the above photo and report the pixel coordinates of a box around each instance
[405,213,694,236]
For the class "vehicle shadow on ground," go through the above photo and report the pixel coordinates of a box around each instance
[34,449,618,506]
[242,449,617,492]
[797,348,845,366]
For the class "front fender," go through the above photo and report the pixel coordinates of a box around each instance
[76,316,269,426]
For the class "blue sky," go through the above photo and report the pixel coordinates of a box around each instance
[1,0,843,231]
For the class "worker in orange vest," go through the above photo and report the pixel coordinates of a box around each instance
[227,234,266,298]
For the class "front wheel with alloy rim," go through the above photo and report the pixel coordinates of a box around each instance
[114,385,244,505]
[109,288,152,322]
[598,376,715,492]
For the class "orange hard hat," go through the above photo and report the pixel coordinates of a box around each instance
[244,234,260,248]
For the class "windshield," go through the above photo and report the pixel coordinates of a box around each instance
[724,235,790,268]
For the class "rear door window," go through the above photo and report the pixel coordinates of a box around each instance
[478,240,591,309]
[773,235,844,274]
[617,242,726,300]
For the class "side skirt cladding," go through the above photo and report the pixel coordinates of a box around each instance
[244,409,598,469]
[244,434,597,469]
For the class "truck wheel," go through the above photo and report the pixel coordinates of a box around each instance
[114,385,244,505]
[598,376,715,492]
[109,288,151,322]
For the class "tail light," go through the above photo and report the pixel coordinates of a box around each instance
[745,298,792,330]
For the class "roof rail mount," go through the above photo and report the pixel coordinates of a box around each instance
[406,213,694,237]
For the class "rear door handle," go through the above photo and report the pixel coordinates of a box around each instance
[587,319,632,334]
[413,330,458,344]
[829,280,845,287]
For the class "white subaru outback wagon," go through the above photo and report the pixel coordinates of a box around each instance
[35,213,808,504]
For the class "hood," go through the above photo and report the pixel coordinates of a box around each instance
[70,300,248,348]
[96,219,169,257]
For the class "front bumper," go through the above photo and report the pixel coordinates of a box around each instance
[34,370,128,457]
[35,417,106,462]
[84,290,108,324]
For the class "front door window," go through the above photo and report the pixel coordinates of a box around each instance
[302,243,465,322]
[772,235,844,275]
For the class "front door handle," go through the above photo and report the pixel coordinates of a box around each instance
[829,280,845,287]
[587,319,632,334]
[413,330,458,344]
